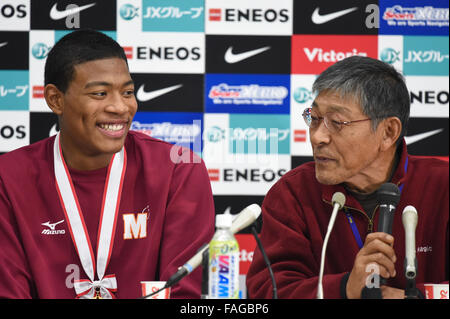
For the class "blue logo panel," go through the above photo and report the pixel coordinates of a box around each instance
[229,114,290,155]
[205,74,290,114]
[403,36,449,76]
[0,71,29,110]
[142,0,204,32]
[379,0,449,35]
[131,112,203,154]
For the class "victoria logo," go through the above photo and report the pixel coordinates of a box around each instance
[224,46,271,64]
[311,7,358,24]
[49,2,96,20]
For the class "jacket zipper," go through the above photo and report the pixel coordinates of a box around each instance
[343,205,378,233]
[324,199,379,233]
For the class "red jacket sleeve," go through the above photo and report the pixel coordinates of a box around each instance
[157,149,215,299]
[0,177,35,298]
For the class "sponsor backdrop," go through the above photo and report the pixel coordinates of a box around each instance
[1,0,448,298]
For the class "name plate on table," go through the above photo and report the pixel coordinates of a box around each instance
[424,284,449,299]
[141,281,171,299]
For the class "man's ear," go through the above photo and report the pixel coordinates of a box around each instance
[380,117,402,151]
[44,84,64,115]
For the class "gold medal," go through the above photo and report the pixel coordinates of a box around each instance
[93,286,102,299]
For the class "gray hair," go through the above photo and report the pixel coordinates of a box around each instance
[312,56,410,145]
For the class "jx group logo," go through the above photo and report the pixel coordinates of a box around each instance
[379,0,449,35]
[291,35,378,74]
[203,113,290,179]
[0,70,29,110]
[141,0,204,32]
[403,36,449,76]
[205,74,290,114]
[131,112,203,155]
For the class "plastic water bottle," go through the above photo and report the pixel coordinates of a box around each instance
[208,212,240,299]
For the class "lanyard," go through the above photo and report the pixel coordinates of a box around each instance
[344,209,364,249]
[53,132,127,298]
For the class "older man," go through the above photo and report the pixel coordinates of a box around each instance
[246,56,448,299]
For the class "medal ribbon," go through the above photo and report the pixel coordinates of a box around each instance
[53,133,127,299]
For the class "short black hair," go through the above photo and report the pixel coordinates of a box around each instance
[312,56,410,145]
[44,29,128,92]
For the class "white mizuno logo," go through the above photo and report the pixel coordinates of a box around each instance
[311,7,358,24]
[49,2,96,20]
[41,220,65,235]
[224,46,271,64]
[136,84,183,102]
[0,42,7,49]
[42,220,64,230]
[405,129,444,145]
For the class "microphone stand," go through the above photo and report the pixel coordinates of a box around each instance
[251,226,277,299]
[201,249,209,299]
[404,278,420,299]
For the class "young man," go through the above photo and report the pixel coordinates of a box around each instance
[246,56,448,299]
[0,30,215,299]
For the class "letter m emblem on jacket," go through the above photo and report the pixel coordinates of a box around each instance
[123,213,148,239]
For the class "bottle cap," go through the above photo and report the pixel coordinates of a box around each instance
[216,212,232,228]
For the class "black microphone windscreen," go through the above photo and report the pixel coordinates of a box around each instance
[376,183,401,206]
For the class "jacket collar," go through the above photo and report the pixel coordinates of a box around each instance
[321,139,409,209]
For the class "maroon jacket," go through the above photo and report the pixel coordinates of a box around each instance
[0,131,215,299]
[247,141,449,298]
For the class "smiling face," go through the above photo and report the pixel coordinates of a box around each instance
[310,91,387,190]
[46,57,137,170]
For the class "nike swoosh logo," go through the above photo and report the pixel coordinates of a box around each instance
[311,7,358,24]
[136,84,183,102]
[0,42,7,48]
[224,46,271,64]
[405,129,444,145]
[49,2,96,20]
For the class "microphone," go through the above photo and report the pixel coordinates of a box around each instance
[362,183,400,299]
[376,183,401,234]
[317,192,346,299]
[142,204,262,298]
[402,205,418,280]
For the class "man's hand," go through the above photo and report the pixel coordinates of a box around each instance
[346,232,397,299]
[381,286,405,299]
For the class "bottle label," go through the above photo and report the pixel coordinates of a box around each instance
[209,240,239,299]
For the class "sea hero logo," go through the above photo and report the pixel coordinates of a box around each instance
[209,8,289,23]
[131,121,201,144]
[208,83,288,106]
[383,5,449,28]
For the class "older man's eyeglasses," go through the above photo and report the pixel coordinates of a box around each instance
[302,107,371,134]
